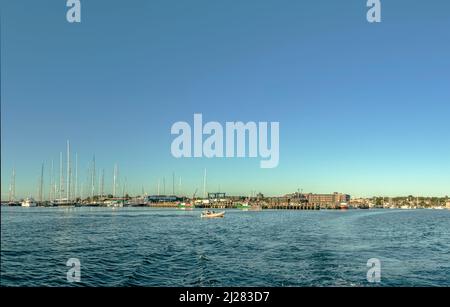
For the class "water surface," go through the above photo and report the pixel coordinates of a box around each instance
[1,207,449,286]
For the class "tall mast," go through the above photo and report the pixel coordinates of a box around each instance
[91,155,95,199]
[113,163,118,197]
[8,168,11,201]
[172,172,175,195]
[39,162,44,202]
[8,171,12,202]
[122,177,127,199]
[75,153,78,200]
[59,152,63,200]
[101,168,104,197]
[98,169,101,197]
[66,140,71,201]
[157,179,160,195]
[203,168,207,198]
[12,167,16,201]
[9,167,16,202]
[49,160,53,201]
[53,159,57,201]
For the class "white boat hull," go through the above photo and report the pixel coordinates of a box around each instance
[201,211,225,218]
[21,202,36,207]
[21,198,37,207]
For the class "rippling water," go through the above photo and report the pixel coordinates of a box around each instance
[1,207,449,286]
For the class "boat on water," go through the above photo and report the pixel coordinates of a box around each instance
[5,201,21,206]
[236,202,262,211]
[21,198,37,207]
[201,210,225,218]
[52,199,76,207]
[236,202,249,209]
[178,202,195,210]
[105,200,123,208]
[339,203,349,210]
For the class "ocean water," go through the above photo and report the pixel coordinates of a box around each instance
[1,207,449,287]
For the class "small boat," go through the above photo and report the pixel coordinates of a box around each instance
[201,210,225,218]
[339,203,349,210]
[178,202,195,210]
[21,197,37,207]
[105,200,123,208]
[236,202,249,210]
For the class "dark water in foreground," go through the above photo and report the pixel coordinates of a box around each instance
[1,207,449,287]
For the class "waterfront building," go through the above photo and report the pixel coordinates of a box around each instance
[282,192,350,207]
[303,192,351,207]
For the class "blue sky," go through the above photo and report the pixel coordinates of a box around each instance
[1,0,450,199]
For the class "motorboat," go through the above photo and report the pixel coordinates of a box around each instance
[21,197,37,207]
[201,210,225,218]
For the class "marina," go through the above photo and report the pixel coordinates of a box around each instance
[3,140,448,212]
[2,0,449,292]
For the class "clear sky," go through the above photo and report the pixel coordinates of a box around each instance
[1,0,450,199]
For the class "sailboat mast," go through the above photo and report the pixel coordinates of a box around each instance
[113,163,117,197]
[203,168,207,198]
[59,152,63,201]
[9,167,16,202]
[12,167,16,201]
[91,156,95,199]
[49,160,53,201]
[39,162,44,202]
[98,169,101,197]
[101,168,104,197]
[75,153,78,200]
[66,140,70,202]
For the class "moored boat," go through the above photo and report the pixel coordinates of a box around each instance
[178,202,194,210]
[21,198,37,207]
[105,200,123,207]
[339,203,349,210]
[236,202,249,210]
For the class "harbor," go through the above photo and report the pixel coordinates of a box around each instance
[2,193,449,211]
[3,140,449,211]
